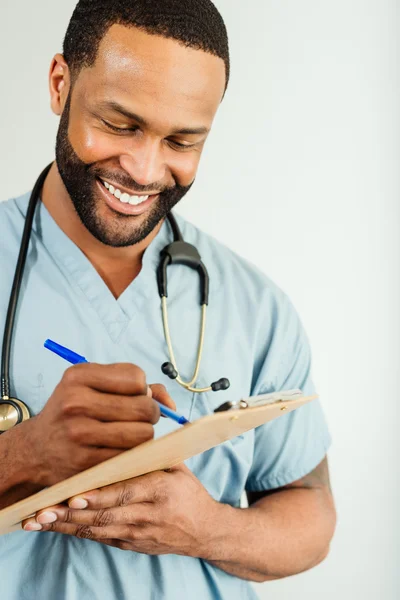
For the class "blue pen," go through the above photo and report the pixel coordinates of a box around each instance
[44,339,189,425]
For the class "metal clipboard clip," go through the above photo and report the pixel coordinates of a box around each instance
[214,389,303,413]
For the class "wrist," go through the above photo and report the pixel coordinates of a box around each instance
[0,418,45,509]
[196,501,242,562]
[7,417,45,487]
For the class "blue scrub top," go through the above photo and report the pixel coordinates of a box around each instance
[0,192,331,600]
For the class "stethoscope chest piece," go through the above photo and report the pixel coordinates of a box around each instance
[0,398,31,433]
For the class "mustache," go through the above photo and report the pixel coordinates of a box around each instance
[91,168,175,195]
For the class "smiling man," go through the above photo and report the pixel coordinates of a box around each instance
[0,1,336,599]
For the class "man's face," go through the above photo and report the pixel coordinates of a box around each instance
[55,25,226,247]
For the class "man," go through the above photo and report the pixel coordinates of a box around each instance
[0,1,336,598]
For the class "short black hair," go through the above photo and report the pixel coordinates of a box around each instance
[63,0,230,91]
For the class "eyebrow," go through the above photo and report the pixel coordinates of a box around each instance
[97,100,210,135]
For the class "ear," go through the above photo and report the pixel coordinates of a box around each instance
[49,54,71,116]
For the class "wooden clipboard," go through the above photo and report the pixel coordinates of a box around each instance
[0,393,317,535]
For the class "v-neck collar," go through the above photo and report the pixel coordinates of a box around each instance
[19,194,176,342]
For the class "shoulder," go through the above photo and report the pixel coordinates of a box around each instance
[174,214,309,363]
[174,212,289,313]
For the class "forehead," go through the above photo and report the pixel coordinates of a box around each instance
[74,24,226,124]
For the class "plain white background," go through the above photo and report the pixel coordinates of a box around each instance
[1,1,399,598]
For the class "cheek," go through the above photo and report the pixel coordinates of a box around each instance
[170,152,201,187]
[68,120,119,164]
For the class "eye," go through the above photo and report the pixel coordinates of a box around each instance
[101,120,138,134]
[167,140,196,151]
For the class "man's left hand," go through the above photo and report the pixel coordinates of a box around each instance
[22,464,223,558]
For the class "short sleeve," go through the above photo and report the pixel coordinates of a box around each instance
[245,290,332,492]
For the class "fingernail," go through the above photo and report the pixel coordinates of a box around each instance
[24,522,42,531]
[37,512,57,524]
[69,498,88,509]
[147,386,153,398]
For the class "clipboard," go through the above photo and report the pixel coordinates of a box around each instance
[0,390,317,535]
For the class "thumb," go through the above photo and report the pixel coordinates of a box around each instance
[149,383,177,412]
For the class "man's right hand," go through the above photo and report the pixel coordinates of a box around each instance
[25,363,175,487]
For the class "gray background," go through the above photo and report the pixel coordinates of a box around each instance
[1,1,399,598]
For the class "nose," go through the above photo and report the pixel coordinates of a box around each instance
[119,137,167,189]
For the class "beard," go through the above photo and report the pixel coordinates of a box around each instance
[55,92,193,247]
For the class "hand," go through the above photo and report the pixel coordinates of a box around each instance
[23,362,176,487]
[23,464,223,559]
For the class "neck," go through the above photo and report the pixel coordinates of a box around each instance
[41,162,163,298]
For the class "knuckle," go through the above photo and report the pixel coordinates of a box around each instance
[75,525,94,540]
[123,364,146,387]
[153,485,168,504]
[66,420,86,443]
[64,509,75,523]
[93,509,113,527]
[152,476,169,504]
[62,366,80,386]
[118,485,135,507]
[61,394,81,417]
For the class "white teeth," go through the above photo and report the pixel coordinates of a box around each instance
[130,195,149,204]
[101,179,149,206]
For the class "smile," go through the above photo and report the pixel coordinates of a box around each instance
[99,178,151,206]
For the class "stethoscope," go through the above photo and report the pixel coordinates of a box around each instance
[0,164,230,433]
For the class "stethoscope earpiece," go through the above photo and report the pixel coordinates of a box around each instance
[211,378,230,392]
[162,362,179,380]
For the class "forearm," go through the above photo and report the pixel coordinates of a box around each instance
[202,487,336,582]
[0,419,43,509]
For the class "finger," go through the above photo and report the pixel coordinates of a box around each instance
[65,418,155,449]
[25,520,133,541]
[63,363,147,396]
[149,384,176,411]
[68,473,162,509]
[23,504,66,528]
[32,504,154,527]
[64,393,160,424]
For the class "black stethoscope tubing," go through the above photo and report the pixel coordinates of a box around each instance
[1,164,53,408]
